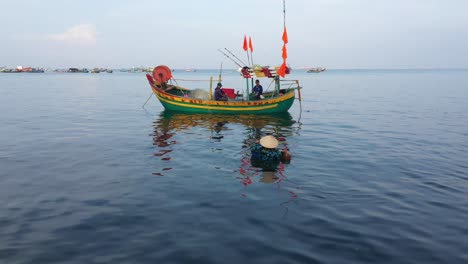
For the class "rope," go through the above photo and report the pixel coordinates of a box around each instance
[173,78,214,82]
[142,92,153,109]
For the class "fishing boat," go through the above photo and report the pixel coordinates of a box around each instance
[145,64,301,114]
[144,0,300,114]
[306,67,326,73]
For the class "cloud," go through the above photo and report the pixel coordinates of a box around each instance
[48,24,97,45]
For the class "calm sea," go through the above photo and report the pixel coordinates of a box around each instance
[1,69,467,264]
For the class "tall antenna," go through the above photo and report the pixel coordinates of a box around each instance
[283,0,286,27]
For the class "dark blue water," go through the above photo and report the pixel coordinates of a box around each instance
[1,69,467,263]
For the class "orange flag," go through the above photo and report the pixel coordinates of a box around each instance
[282,44,288,59]
[279,26,289,78]
[278,62,287,78]
[282,27,288,44]
[249,36,253,52]
[243,35,248,51]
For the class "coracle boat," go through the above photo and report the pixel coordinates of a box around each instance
[145,65,302,114]
[145,0,301,114]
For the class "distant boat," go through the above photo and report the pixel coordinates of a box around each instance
[307,67,326,73]
[67,68,89,73]
[0,68,19,73]
[30,68,45,73]
[184,68,197,72]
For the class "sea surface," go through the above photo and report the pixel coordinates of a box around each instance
[1,69,467,264]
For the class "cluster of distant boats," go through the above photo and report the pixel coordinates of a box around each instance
[1,66,327,74]
[0,66,45,73]
[0,66,175,74]
[0,66,195,74]
[0,67,150,74]
[65,68,113,73]
[0,66,116,74]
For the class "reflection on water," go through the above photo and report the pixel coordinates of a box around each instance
[152,110,297,134]
[151,111,298,147]
[150,111,302,197]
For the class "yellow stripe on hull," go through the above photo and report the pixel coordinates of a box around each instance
[157,94,279,111]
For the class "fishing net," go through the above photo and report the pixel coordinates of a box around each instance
[190,89,210,100]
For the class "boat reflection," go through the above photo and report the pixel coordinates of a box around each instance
[151,111,299,189]
[153,110,296,135]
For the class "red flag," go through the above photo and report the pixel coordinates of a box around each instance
[278,62,287,78]
[282,27,288,44]
[249,36,253,52]
[282,44,288,60]
[243,35,248,51]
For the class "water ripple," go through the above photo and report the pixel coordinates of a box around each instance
[1,71,468,263]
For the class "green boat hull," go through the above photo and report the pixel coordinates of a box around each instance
[152,87,296,114]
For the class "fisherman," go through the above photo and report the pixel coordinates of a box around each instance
[252,79,263,100]
[214,82,228,101]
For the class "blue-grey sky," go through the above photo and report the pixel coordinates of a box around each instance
[1,0,467,69]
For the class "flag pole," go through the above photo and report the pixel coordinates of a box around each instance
[243,35,251,101]
[249,36,254,68]
[249,36,254,91]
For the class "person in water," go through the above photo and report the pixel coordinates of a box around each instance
[252,79,263,100]
[214,82,228,101]
[250,135,282,171]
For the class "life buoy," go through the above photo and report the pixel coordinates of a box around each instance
[152,65,173,83]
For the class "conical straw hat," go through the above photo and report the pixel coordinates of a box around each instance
[259,135,279,149]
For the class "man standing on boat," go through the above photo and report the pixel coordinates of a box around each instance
[214,82,228,101]
[252,79,263,100]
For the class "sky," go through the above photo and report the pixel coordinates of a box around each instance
[1,0,468,69]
